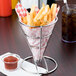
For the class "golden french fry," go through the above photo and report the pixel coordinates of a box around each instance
[34,4,45,22]
[44,15,48,21]
[21,16,27,24]
[29,5,36,27]
[33,19,41,26]
[50,3,57,21]
[27,13,33,26]
[40,20,48,26]
[30,5,35,13]
[42,3,45,7]
[47,9,52,23]
[30,5,36,19]
[38,5,49,20]
[43,8,51,23]
[27,13,30,25]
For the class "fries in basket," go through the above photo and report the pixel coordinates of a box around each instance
[21,3,58,27]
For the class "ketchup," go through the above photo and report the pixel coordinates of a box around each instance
[4,56,18,70]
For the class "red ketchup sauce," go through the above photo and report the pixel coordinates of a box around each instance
[4,56,18,70]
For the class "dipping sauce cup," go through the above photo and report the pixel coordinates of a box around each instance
[2,53,20,70]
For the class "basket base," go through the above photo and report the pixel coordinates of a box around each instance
[21,56,58,74]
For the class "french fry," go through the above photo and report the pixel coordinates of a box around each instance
[42,3,45,7]
[27,13,30,25]
[27,12,33,26]
[30,5,36,19]
[40,20,48,26]
[48,9,52,23]
[50,3,57,21]
[21,16,27,24]
[44,9,50,22]
[44,15,48,21]
[34,4,45,22]
[38,5,49,20]
[34,19,41,26]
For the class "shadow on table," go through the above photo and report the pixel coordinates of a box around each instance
[61,42,76,55]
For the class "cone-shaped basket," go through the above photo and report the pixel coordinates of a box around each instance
[19,17,58,74]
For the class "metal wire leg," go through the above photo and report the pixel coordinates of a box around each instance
[34,61,40,76]
[43,57,48,72]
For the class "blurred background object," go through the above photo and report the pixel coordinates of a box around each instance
[47,0,56,7]
[0,0,12,17]
[62,4,76,43]
[21,0,38,9]
[12,0,18,9]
